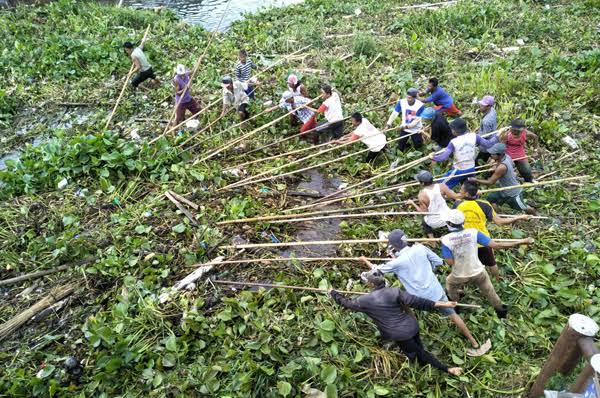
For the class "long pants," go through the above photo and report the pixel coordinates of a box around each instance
[395,333,449,373]
[515,159,533,182]
[397,129,423,151]
[175,98,201,124]
[446,270,503,310]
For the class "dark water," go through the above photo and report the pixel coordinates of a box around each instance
[119,0,303,30]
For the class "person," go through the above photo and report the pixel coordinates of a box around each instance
[498,119,539,183]
[279,91,316,138]
[470,143,536,214]
[286,74,308,97]
[172,64,201,125]
[454,180,531,279]
[336,112,386,163]
[420,107,453,149]
[440,209,534,318]
[360,229,490,356]
[408,170,462,238]
[475,95,497,165]
[431,118,496,189]
[123,41,160,89]
[330,271,463,376]
[385,88,425,151]
[308,84,344,142]
[419,78,461,116]
[234,49,257,99]
[221,76,250,121]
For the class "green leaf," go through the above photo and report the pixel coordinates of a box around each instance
[373,385,390,396]
[277,381,292,396]
[451,354,464,365]
[105,357,122,372]
[165,334,177,352]
[36,365,56,379]
[325,384,338,398]
[319,319,335,331]
[172,223,186,233]
[354,350,364,363]
[62,215,76,226]
[162,353,176,368]
[320,365,337,384]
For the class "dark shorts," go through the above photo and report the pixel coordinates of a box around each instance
[365,145,386,163]
[422,219,445,237]
[131,67,156,88]
[237,103,250,120]
[316,120,345,139]
[487,191,528,211]
[478,246,496,267]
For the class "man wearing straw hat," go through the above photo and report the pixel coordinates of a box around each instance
[469,143,537,214]
[221,76,251,121]
[330,271,463,376]
[359,229,491,357]
[440,209,533,318]
[172,64,201,126]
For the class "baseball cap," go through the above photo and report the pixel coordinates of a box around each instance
[175,64,186,75]
[478,95,494,106]
[443,209,465,225]
[407,88,419,97]
[487,143,506,155]
[388,229,408,250]
[449,118,468,134]
[510,119,526,129]
[221,76,233,86]
[420,107,436,120]
[415,170,434,183]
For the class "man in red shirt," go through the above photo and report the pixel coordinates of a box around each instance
[499,119,540,182]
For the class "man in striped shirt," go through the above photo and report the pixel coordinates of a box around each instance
[235,49,257,99]
[279,91,316,137]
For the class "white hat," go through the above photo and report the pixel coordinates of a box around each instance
[443,209,465,225]
[175,64,186,75]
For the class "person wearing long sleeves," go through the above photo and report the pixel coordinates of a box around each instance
[331,272,463,376]
[431,118,497,189]
[359,229,490,356]
[386,88,425,151]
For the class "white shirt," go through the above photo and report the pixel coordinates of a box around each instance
[399,98,424,133]
[353,118,386,152]
[441,228,485,278]
[223,81,249,107]
[131,47,151,72]
[423,184,450,228]
[450,132,478,170]
[322,92,343,122]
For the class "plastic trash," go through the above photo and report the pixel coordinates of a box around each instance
[562,135,579,149]
[259,187,270,193]
[130,129,141,140]
[354,8,362,16]
[337,183,348,190]
[57,177,68,190]
[186,119,200,129]
[263,100,273,107]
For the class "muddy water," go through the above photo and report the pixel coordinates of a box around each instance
[279,169,342,258]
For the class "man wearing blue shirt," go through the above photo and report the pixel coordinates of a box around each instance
[419,77,462,117]
[360,229,488,356]
[440,210,533,318]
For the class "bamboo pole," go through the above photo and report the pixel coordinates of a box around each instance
[0,283,77,342]
[267,211,432,224]
[193,256,391,266]
[211,279,366,295]
[168,190,199,210]
[196,96,321,163]
[182,105,279,153]
[479,175,589,194]
[105,25,151,130]
[154,98,222,142]
[220,238,527,250]
[162,0,232,135]
[0,258,95,287]
[165,191,199,226]
[396,0,457,10]
[241,101,395,157]
[230,139,334,169]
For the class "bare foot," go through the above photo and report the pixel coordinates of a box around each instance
[448,367,463,376]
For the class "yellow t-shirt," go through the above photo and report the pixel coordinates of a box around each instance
[455,199,495,237]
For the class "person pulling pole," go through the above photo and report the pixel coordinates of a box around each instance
[386,88,426,151]
[221,75,253,121]
[306,84,344,142]
[335,112,387,163]
[279,91,316,139]
[330,271,463,376]
[172,64,201,126]
[122,41,160,90]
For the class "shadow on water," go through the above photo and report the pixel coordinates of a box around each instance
[279,169,343,258]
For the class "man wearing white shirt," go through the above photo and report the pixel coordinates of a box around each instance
[308,84,344,142]
[221,75,251,121]
[386,88,425,151]
[336,112,386,163]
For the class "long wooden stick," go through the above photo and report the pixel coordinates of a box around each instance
[196,96,321,163]
[211,279,366,295]
[241,101,395,157]
[220,238,526,250]
[105,25,150,130]
[479,175,589,193]
[267,211,432,224]
[154,98,221,142]
[168,190,199,210]
[194,256,391,266]
[165,191,199,226]
[0,258,95,287]
[162,0,232,134]
[0,283,77,342]
[397,0,457,10]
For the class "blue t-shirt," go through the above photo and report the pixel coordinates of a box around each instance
[425,86,454,109]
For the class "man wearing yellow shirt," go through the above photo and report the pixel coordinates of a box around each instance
[453,181,530,280]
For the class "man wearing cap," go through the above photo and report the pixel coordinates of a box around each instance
[172,64,201,125]
[336,112,387,163]
[498,119,540,183]
[279,91,316,137]
[440,209,534,318]
[431,118,496,189]
[386,88,425,151]
[454,180,532,279]
[123,41,161,89]
[330,271,463,376]
[408,170,463,238]
[359,230,490,356]
[418,78,461,117]
[470,143,537,214]
[475,95,497,165]
[221,76,251,121]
